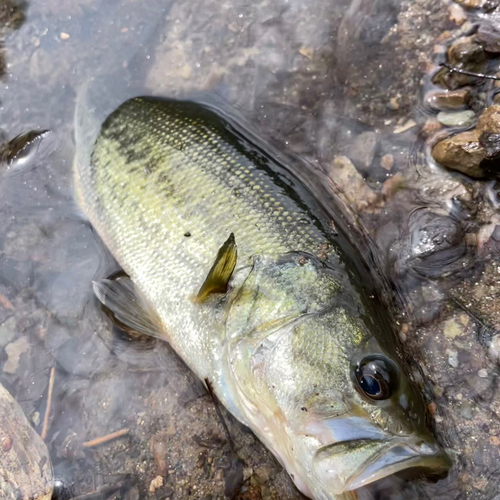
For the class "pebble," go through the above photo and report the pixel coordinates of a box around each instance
[328,156,377,211]
[32,411,40,426]
[437,110,475,128]
[489,335,500,361]
[149,475,163,494]
[433,36,486,89]
[427,88,470,110]
[388,96,400,110]
[443,318,464,339]
[0,316,16,347]
[460,400,475,419]
[478,369,488,378]
[348,131,378,171]
[380,154,394,170]
[454,0,484,7]
[448,3,468,25]
[60,32,70,40]
[447,349,459,368]
[477,105,500,133]
[4,336,30,374]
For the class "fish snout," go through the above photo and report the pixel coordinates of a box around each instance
[309,420,451,496]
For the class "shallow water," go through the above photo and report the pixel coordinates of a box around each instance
[1,0,500,499]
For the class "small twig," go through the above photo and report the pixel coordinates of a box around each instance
[82,428,130,448]
[41,366,55,440]
[440,62,500,81]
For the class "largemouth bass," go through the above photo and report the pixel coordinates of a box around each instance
[74,96,450,499]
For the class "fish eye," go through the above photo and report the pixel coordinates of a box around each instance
[355,355,398,401]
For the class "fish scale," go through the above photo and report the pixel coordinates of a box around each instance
[75,96,450,500]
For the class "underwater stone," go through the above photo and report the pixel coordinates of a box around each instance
[427,88,470,110]
[347,131,378,172]
[433,36,487,89]
[328,156,377,211]
[432,130,485,178]
[433,105,500,177]
[460,400,475,419]
[0,316,16,347]
[477,105,500,134]
[4,335,29,374]
[437,110,475,127]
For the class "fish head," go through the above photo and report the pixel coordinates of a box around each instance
[225,252,451,498]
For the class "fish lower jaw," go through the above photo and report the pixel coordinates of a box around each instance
[312,436,451,496]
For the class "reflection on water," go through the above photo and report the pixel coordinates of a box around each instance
[1,0,500,498]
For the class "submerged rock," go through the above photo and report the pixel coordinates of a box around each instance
[437,110,475,127]
[432,105,500,177]
[433,36,487,89]
[328,156,377,211]
[427,88,471,110]
[432,130,484,177]
[477,21,500,53]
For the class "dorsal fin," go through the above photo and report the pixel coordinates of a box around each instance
[195,233,237,303]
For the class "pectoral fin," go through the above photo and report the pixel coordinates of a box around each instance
[195,233,237,303]
[93,274,163,340]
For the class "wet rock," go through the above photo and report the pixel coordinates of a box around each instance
[454,0,485,9]
[479,132,500,159]
[4,335,29,374]
[448,3,468,25]
[427,88,471,110]
[148,475,163,494]
[460,400,475,419]
[478,369,488,377]
[421,119,443,138]
[347,131,378,172]
[447,349,459,367]
[0,316,16,347]
[433,36,487,89]
[432,105,500,177]
[437,110,475,127]
[489,334,500,361]
[328,156,377,211]
[404,208,468,279]
[380,154,394,171]
[432,130,484,177]
[477,105,500,133]
[477,22,500,53]
[443,318,464,339]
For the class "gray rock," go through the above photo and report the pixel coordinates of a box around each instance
[437,110,475,128]
[460,400,475,419]
[347,131,378,171]
[0,316,16,347]
[4,336,29,374]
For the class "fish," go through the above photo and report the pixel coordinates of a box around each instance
[74,96,451,499]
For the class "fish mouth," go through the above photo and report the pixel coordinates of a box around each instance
[313,437,451,495]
